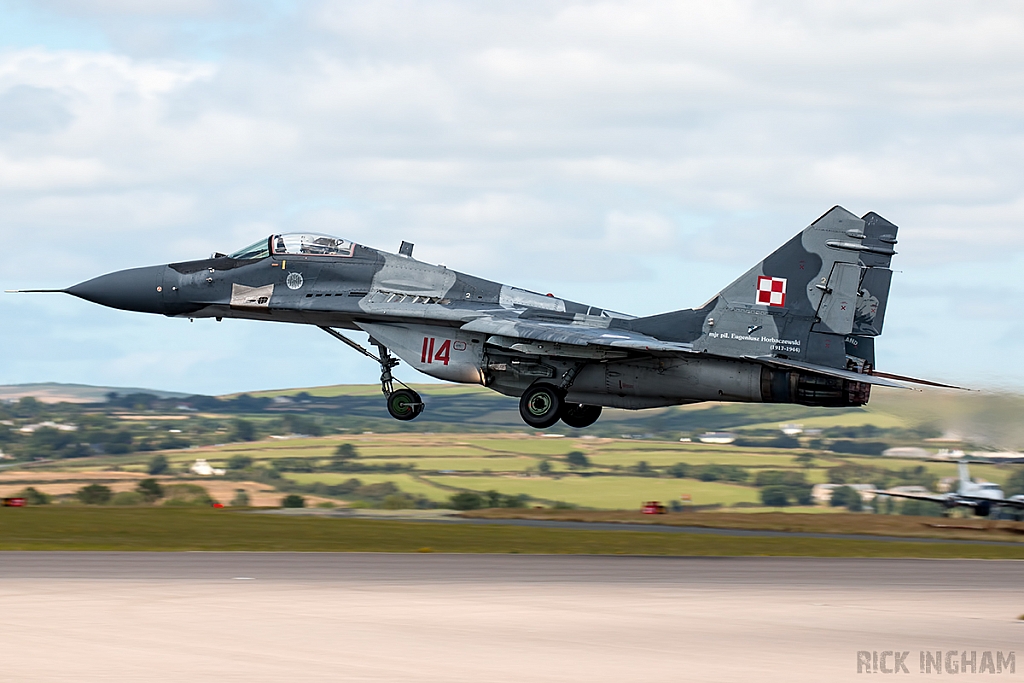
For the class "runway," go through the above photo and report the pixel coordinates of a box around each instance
[3,553,1022,682]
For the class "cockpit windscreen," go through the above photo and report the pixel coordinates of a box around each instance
[273,233,355,257]
[229,238,271,260]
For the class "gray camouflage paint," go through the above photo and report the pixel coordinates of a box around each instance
[66,206,900,411]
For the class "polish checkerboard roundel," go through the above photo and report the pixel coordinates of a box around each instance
[756,276,787,307]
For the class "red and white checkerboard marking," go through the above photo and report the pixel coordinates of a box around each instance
[756,276,787,307]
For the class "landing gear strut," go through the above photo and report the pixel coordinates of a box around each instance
[319,326,423,421]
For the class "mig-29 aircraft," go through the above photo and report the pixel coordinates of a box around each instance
[13,206,956,428]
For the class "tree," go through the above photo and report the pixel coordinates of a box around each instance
[77,484,113,505]
[334,443,358,460]
[449,492,484,510]
[565,451,590,468]
[538,460,552,474]
[230,489,251,507]
[162,483,214,507]
[502,494,527,508]
[667,462,691,478]
[104,430,134,455]
[830,485,863,512]
[227,455,253,470]
[231,419,257,442]
[281,494,305,508]
[136,478,165,503]
[381,493,417,509]
[148,454,169,475]
[695,464,749,482]
[760,486,790,507]
[1003,468,1024,497]
[18,487,50,505]
[485,490,503,508]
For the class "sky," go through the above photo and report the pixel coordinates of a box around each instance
[1,0,1024,395]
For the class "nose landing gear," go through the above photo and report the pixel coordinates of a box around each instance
[387,388,423,421]
[319,326,423,421]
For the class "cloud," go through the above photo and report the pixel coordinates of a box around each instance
[2,1,1024,391]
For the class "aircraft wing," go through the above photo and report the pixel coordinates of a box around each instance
[461,316,965,391]
[871,489,951,505]
[460,316,697,354]
[871,490,1024,511]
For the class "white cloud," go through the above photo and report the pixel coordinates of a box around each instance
[2,1,1024,391]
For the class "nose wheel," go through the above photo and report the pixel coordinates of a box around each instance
[387,388,423,421]
[319,326,424,422]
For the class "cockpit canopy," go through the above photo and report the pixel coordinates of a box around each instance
[229,233,356,260]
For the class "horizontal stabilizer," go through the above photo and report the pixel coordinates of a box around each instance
[747,356,911,389]
[869,371,970,391]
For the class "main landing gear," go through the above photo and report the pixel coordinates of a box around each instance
[518,382,602,429]
[319,326,423,422]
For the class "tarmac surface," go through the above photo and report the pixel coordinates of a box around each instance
[3,553,1023,682]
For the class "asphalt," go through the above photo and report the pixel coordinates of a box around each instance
[3,554,1022,683]
[1,551,1022,585]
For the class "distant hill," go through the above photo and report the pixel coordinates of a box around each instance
[232,383,1024,449]
[0,383,191,404]
[5,381,1024,449]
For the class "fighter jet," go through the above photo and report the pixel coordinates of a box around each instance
[12,206,957,428]
[874,461,1024,517]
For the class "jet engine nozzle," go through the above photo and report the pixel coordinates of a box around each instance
[67,265,167,314]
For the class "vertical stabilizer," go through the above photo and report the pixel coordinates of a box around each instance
[958,460,972,493]
[630,206,899,371]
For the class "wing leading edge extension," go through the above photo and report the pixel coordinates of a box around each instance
[459,316,696,354]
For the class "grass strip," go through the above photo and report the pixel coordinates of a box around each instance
[462,508,1024,543]
[2,508,1024,558]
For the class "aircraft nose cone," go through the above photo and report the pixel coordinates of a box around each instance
[67,265,166,314]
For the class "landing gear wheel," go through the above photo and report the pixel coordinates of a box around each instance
[387,388,423,421]
[519,383,563,429]
[560,403,602,428]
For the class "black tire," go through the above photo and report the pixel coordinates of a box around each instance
[387,388,423,421]
[560,403,602,428]
[519,383,563,429]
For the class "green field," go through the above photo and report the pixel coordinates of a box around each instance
[586,450,805,468]
[742,411,908,431]
[9,379,1024,512]
[841,458,1009,485]
[2,507,1024,558]
[18,427,1024,510]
